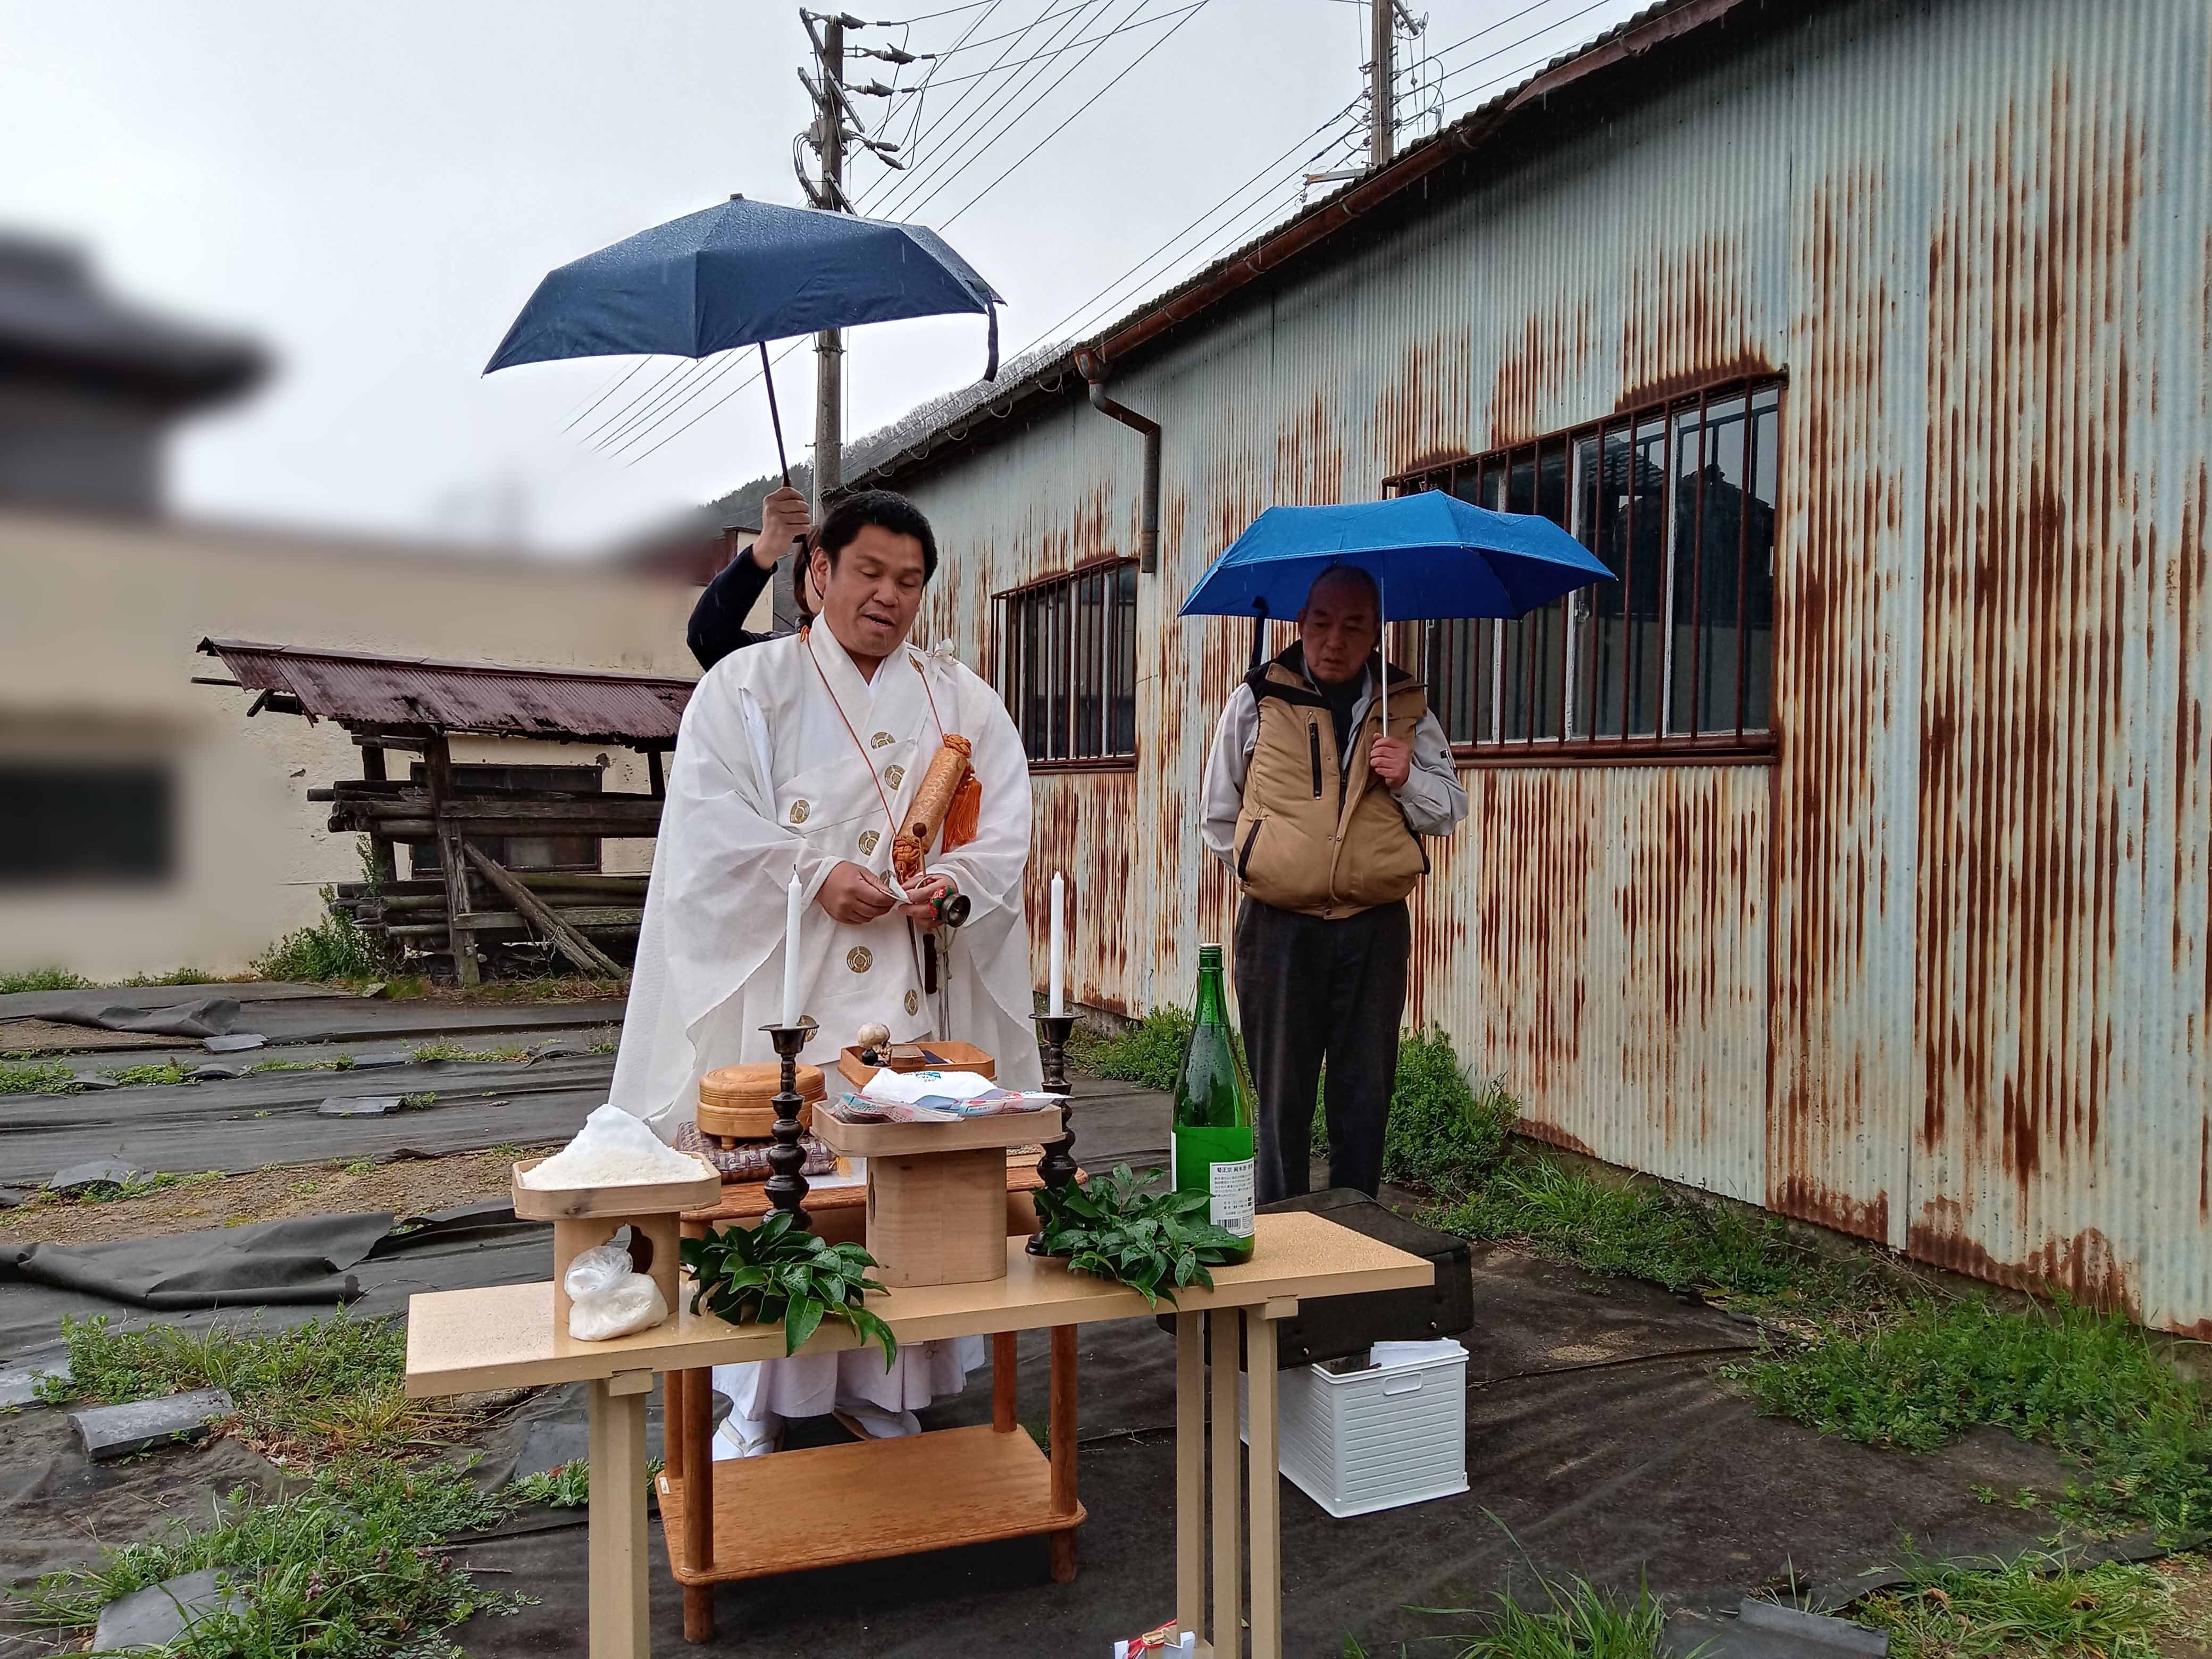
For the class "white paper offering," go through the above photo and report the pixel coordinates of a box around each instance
[521,1102,713,1189]
[861,1068,999,1104]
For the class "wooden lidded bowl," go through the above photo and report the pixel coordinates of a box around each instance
[697,1061,825,1140]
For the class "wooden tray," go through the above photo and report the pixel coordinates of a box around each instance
[810,1105,1061,1159]
[509,1157,721,1219]
[836,1041,997,1091]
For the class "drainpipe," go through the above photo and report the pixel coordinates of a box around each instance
[1074,348,1159,574]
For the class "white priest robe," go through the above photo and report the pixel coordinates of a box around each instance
[608,622,1038,1451]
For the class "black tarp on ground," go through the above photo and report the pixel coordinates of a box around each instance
[0,1052,616,1184]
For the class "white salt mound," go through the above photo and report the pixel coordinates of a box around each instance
[520,1103,712,1188]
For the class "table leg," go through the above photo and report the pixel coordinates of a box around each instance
[588,1373,651,1659]
[1175,1312,1204,1644]
[1047,1324,1079,1582]
[681,1365,714,1642]
[1244,1310,1281,1659]
[992,1331,1018,1432]
[1209,1310,1243,1659]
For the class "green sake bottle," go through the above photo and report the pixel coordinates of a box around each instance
[1171,943,1257,1260]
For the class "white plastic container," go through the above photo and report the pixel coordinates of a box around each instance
[1243,1337,1468,1518]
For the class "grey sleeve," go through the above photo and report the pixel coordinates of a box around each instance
[1389,707,1469,836]
[1200,686,1260,868]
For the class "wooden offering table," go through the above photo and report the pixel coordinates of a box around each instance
[405,1211,1431,1659]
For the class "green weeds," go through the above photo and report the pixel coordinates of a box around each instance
[0,967,91,993]
[1735,1298,2212,1539]
[252,890,388,982]
[408,1040,527,1065]
[102,1060,198,1088]
[0,1060,81,1095]
[1849,1548,2177,1659]
[1069,1003,1196,1092]
[248,1055,356,1074]
[399,1092,437,1111]
[507,1460,591,1509]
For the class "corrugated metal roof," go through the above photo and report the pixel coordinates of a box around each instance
[821,0,1774,498]
[197,639,694,744]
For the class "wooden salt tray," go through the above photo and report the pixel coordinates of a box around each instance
[511,1157,720,1330]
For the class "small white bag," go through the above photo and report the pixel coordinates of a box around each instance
[563,1243,668,1342]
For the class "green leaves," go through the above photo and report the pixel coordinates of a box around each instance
[1034,1164,1243,1309]
[679,1221,896,1370]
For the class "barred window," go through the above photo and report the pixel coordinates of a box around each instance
[1398,378,1779,755]
[993,559,1139,766]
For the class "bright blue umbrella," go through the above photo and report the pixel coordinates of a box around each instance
[1178,489,1614,728]
[485,194,1002,481]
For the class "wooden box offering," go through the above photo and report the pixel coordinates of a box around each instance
[511,1158,720,1331]
[835,1040,996,1092]
[697,1062,824,1142]
[812,1104,1062,1290]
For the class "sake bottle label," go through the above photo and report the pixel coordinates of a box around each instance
[1209,1157,1255,1238]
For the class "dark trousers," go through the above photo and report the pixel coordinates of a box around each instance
[1233,896,1410,1203]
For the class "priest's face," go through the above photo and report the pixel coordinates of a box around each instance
[814,525,927,663]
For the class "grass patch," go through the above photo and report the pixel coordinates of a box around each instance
[505,1455,662,1510]
[111,966,230,987]
[399,1091,437,1111]
[1,1060,82,1095]
[35,1312,475,1465]
[1379,1563,1673,1658]
[0,967,91,994]
[8,1455,521,1657]
[1735,1297,2212,1539]
[101,1060,198,1088]
[409,1040,528,1065]
[1312,1025,1520,1196]
[1068,1003,1195,1091]
[1849,1548,2179,1659]
[253,890,389,983]
[248,1055,356,1074]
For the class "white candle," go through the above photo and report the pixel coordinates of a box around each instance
[1049,872,1065,1017]
[782,873,803,1027]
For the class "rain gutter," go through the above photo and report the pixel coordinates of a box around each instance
[1074,348,1160,574]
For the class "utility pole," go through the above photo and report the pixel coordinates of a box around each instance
[810,12,846,522]
[1369,0,1396,169]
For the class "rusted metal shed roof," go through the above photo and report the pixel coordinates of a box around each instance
[840,0,1778,495]
[196,639,694,745]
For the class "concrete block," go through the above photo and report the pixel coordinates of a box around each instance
[47,1159,140,1194]
[0,1361,60,1408]
[1739,1602,1888,1655]
[347,1054,409,1070]
[202,1033,266,1053]
[1662,1603,1889,1659]
[91,1569,248,1652]
[0,1186,27,1209]
[318,1095,406,1117]
[189,1063,242,1081]
[71,1074,120,1091]
[72,1388,234,1461]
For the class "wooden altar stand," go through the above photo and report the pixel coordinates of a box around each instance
[661,1152,1063,1642]
[406,1211,1432,1659]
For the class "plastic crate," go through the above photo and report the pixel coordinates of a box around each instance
[1242,1338,1468,1519]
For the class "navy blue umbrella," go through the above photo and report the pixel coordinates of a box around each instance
[1179,490,1614,728]
[486,194,1003,480]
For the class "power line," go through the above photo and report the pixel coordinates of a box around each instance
[622,337,812,467]
[915,2,1198,85]
[863,0,1110,219]
[575,358,693,447]
[931,0,1100,54]
[888,0,994,19]
[1427,0,1619,85]
[932,0,1212,230]
[559,358,648,431]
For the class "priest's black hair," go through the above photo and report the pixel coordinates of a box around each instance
[817,490,939,583]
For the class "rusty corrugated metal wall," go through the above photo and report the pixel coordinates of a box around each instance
[899,0,2212,1330]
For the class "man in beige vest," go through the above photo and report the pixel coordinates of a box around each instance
[1199,565,1468,1201]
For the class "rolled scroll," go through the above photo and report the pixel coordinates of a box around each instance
[893,734,977,883]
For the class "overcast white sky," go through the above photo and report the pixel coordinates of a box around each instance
[2,0,1646,554]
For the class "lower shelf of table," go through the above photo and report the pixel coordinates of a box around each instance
[653,1421,1084,1586]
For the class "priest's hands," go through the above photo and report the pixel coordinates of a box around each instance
[818,861,898,924]
[895,873,956,924]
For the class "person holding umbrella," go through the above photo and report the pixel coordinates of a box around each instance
[1199,564,1467,1203]
[1185,490,1613,1202]
[686,483,823,670]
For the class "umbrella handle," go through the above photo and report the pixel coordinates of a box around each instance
[759,341,791,488]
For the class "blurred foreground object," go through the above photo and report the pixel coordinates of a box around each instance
[0,230,700,983]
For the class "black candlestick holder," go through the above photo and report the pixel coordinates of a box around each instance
[1026,1010,1079,1255]
[760,1022,814,1230]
